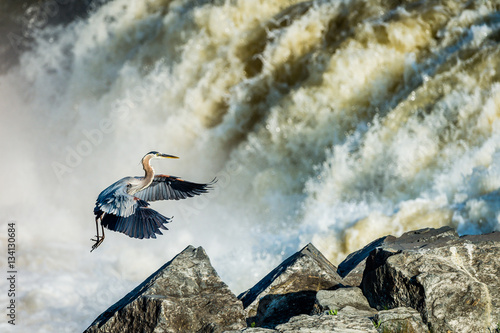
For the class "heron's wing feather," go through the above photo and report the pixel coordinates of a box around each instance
[135,175,215,202]
[94,177,138,218]
[100,203,171,239]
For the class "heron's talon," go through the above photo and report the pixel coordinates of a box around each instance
[90,236,104,252]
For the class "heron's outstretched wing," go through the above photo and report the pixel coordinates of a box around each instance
[99,200,171,239]
[135,175,215,202]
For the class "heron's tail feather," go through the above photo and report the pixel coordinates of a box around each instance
[100,207,172,239]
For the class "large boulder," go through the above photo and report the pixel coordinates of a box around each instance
[84,245,246,333]
[238,243,342,327]
[361,230,500,332]
[338,226,458,286]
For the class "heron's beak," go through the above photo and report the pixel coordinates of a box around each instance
[159,153,179,159]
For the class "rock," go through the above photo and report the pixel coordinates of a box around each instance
[227,307,378,333]
[275,308,378,332]
[84,245,246,333]
[82,228,500,333]
[374,307,429,333]
[338,236,392,286]
[361,230,500,332]
[238,243,342,327]
[224,328,276,333]
[314,287,376,313]
[338,226,458,286]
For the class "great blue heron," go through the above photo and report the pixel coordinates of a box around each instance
[92,151,214,252]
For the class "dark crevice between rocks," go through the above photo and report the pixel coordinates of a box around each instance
[247,290,317,328]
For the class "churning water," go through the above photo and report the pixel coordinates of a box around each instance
[1,0,500,331]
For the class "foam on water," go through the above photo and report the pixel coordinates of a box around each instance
[1,0,500,331]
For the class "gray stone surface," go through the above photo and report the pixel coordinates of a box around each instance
[374,307,429,333]
[238,243,342,323]
[84,245,246,333]
[314,287,376,313]
[275,309,377,333]
[338,226,458,286]
[338,235,391,286]
[228,311,378,333]
[224,329,276,333]
[361,231,500,333]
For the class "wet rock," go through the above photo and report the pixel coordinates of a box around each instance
[238,243,342,327]
[374,307,429,333]
[361,230,500,332]
[84,245,246,333]
[338,226,457,286]
[314,287,376,313]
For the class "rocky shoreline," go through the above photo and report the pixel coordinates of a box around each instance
[84,227,500,332]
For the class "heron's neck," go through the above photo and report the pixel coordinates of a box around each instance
[140,156,155,190]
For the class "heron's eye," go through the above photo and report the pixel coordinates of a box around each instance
[126,184,131,188]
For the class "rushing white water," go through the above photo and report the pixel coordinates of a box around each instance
[1,0,500,331]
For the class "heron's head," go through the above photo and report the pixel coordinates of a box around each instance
[142,151,179,163]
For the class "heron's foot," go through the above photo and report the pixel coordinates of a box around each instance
[90,236,105,252]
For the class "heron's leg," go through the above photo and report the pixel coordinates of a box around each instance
[90,216,100,242]
[94,216,100,238]
[90,216,105,252]
[101,224,105,241]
